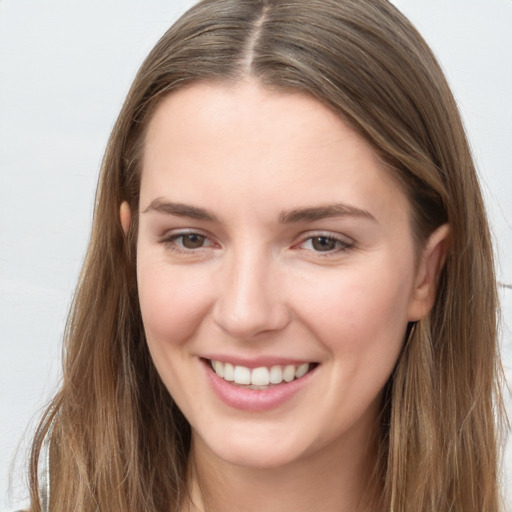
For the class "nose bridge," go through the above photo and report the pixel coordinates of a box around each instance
[213,243,289,338]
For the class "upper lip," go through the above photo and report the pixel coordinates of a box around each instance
[201,355,316,369]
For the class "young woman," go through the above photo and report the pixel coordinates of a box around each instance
[26,0,506,510]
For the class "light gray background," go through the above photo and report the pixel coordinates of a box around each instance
[1,1,511,510]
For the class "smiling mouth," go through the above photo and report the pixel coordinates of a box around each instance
[207,359,317,389]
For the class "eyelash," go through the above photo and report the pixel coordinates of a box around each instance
[159,231,354,256]
[295,233,354,255]
[160,231,215,254]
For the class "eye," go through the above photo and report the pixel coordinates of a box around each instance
[177,233,208,249]
[309,236,340,252]
[298,234,353,254]
[160,231,214,253]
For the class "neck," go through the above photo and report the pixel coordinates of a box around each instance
[183,424,378,512]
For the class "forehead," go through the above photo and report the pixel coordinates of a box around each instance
[144,81,370,163]
[140,80,409,224]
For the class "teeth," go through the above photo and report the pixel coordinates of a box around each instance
[251,367,270,386]
[282,365,296,382]
[295,363,309,378]
[233,365,251,385]
[213,360,224,378]
[269,365,283,384]
[210,360,311,387]
[223,362,234,381]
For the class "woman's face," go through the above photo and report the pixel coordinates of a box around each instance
[135,81,440,470]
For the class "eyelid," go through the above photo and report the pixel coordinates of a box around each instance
[157,228,354,256]
[159,228,219,253]
[293,231,355,254]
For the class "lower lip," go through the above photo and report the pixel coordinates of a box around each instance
[202,360,317,412]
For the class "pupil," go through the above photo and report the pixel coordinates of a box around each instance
[183,234,205,249]
[312,236,336,252]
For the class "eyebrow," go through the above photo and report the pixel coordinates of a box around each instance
[279,203,377,223]
[143,198,218,221]
[143,198,376,224]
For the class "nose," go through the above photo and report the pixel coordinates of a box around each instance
[212,248,291,339]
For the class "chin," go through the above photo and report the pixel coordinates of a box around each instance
[193,424,314,471]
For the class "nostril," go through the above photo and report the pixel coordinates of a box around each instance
[212,255,291,331]
[212,299,290,339]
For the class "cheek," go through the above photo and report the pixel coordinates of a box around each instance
[298,261,413,428]
[136,256,214,346]
[293,256,414,359]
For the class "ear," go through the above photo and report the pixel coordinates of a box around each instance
[120,201,131,235]
[408,223,450,321]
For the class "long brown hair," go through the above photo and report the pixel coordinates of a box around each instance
[28,0,506,510]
